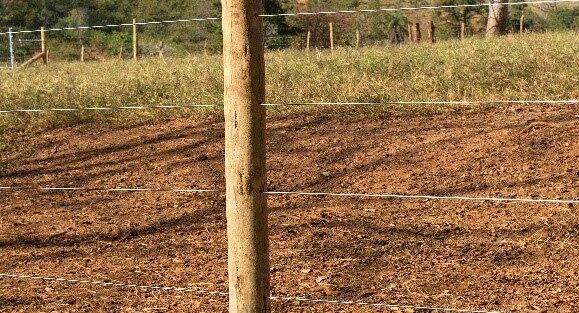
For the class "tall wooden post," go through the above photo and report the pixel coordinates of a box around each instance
[519,15,524,34]
[407,24,412,42]
[80,45,85,62]
[329,22,334,52]
[428,21,435,43]
[132,19,139,60]
[306,30,311,52]
[460,21,466,40]
[40,27,47,64]
[222,0,269,312]
[356,29,360,48]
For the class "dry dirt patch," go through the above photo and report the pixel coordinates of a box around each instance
[0,106,578,312]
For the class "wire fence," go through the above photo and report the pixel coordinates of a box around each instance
[1,0,577,36]
[1,1,577,312]
[0,99,577,114]
[0,273,504,313]
[0,185,577,204]
[1,0,577,63]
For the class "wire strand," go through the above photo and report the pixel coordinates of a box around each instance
[265,191,579,204]
[0,186,220,193]
[1,100,576,114]
[262,100,579,107]
[0,185,576,204]
[0,104,220,114]
[0,17,221,36]
[0,273,504,313]
[260,0,577,17]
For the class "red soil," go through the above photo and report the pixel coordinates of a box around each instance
[0,106,578,312]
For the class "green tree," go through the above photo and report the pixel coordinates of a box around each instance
[547,7,579,30]
[508,0,546,33]
[435,0,486,38]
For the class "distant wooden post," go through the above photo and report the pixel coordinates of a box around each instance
[407,24,412,42]
[40,27,48,64]
[132,19,139,60]
[411,23,421,43]
[203,40,208,55]
[80,45,85,62]
[306,30,311,52]
[460,21,466,40]
[519,15,524,34]
[428,21,435,43]
[118,45,124,59]
[356,29,360,48]
[222,0,269,312]
[329,22,334,52]
[158,41,164,58]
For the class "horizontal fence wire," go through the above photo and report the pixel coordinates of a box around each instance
[0,185,577,204]
[265,191,579,204]
[0,186,219,193]
[1,0,577,36]
[260,0,579,17]
[1,100,577,114]
[262,100,579,107]
[0,273,505,313]
[0,17,222,36]
[0,104,220,114]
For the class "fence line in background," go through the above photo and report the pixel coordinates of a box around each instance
[260,0,578,17]
[1,0,577,36]
[1,99,577,114]
[0,17,221,36]
[1,185,577,205]
[0,273,504,313]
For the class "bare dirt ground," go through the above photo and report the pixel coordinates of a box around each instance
[0,106,578,313]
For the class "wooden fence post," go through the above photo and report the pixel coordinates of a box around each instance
[118,45,124,59]
[132,19,139,60]
[356,29,360,48]
[158,41,164,58]
[520,15,524,34]
[428,21,435,43]
[329,22,334,52]
[80,45,85,62]
[222,0,269,312]
[306,30,311,52]
[407,24,412,42]
[40,27,48,64]
[460,21,466,40]
[411,23,421,43]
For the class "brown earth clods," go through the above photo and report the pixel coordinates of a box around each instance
[0,106,578,313]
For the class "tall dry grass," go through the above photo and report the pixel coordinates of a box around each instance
[0,31,577,131]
